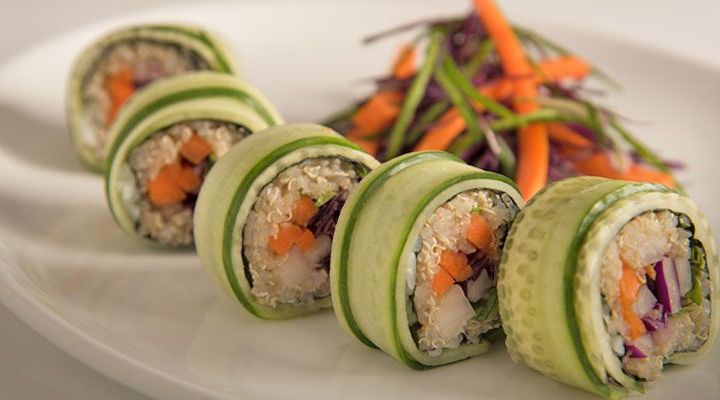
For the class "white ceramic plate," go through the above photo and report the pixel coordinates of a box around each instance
[0,1,718,399]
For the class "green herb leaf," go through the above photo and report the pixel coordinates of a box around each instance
[442,55,516,119]
[688,241,706,305]
[435,58,484,150]
[463,39,495,79]
[314,191,337,208]
[386,31,444,158]
[473,288,499,321]
[406,100,449,145]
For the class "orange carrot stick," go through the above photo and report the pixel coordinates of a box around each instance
[546,122,594,149]
[574,151,676,188]
[413,111,468,151]
[619,263,646,340]
[351,91,403,137]
[345,91,403,155]
[475,0,548,199]
[537,56,591,82]
[392,44,416,80]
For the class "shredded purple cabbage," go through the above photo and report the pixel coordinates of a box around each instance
[467,249,495,280]
[307,192,348,239]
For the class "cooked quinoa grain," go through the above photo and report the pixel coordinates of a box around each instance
[123,120,246,246]
[412,189,517,356]
[243,158,360,307]
[600,210,712,380]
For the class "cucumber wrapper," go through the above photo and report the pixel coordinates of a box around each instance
[67,24,240,171]
[194,123,379,319]
[330,151,523,368]
[105,72,282,245]
[498,177,719,398]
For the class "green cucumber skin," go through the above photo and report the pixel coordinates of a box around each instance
[194,123,379,320]
[331,152,459,349]
[331,152,523,368]
[498,177,719,398]
[104,74,283,245]
[67,25,240,171]
[104,72,284,172]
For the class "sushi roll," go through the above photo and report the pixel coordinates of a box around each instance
[499,177,718,397]
[331,152,523,368]
[105,72,282,247]
[194,123,380,319]
[67,24,238,171]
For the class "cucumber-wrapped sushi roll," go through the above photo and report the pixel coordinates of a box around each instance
[105,72,282,247]
[499,177,718,397]
[331,152,523,368]
[194,123,379,319]
[67,24,238,171]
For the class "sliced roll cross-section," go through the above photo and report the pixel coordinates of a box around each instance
[194,123,380,319]
[105,72,282,247]
[331,152,523,368]
[498,176,718,397]
[67,24,238,171]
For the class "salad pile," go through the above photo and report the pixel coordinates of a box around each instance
[325,0,678,199]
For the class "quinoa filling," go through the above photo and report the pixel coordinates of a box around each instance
[600,210,712,381]
[83,40,210,158]
[408,190,519,356]
[243,158,362,308]
[123,120,247,246]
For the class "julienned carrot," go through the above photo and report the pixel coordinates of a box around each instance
[292,195,319,226]
[180,134,213,164]
[484,79,514,100]
[351,91,403,137]
[619,263,646,340]
[574,151,677,189]
[105,68,135,125]
[537,56,590,82]
[515,123,548,198]
[414,111,468,151]
[148,166,186,206]
[392,44,416,80]
[474,0,548,199]
[546,122,593,149]
[474,0,530,78]
[431,268,455,297]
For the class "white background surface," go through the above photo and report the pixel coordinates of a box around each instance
[0,1,718,399]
